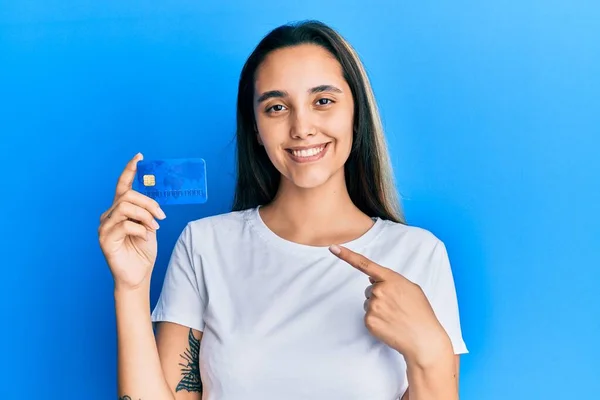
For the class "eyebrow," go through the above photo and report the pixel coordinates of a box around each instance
[256,84,343,103]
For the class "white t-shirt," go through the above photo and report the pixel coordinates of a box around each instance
[151,206,468,400]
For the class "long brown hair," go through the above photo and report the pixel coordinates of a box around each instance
[231,20,405,224]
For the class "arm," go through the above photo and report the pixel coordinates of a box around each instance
[115,288,204,400]
[399,240,466,400]
[328,244,466,400]
[115,286,175,400]
[401,355,461,400]
[156,322,203,398]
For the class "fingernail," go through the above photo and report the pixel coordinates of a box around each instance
[329,244,341,255]
[157,208,166,219]
[152,220,160,229]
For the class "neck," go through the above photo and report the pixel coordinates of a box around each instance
[259,172,373,246]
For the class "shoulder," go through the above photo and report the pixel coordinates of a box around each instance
[372,219,450,285]
[178,207,255,247]
[377,218,443,253]
[186,207,253,232]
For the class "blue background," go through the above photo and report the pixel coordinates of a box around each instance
[1,1,598,398]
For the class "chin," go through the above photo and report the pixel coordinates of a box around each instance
[285,167,343,189]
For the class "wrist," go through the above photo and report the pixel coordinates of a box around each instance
[114,282,150,300]
[114,278,151,295]
[404,331,454,370]
[405,339,458,400]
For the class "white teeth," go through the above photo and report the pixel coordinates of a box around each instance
[292,145,325,158]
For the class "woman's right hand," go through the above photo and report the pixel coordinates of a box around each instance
[98,153,167,291]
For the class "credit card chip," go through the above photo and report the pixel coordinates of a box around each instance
[143,174,156,186]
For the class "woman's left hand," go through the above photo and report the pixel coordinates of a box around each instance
[329,244,452,365]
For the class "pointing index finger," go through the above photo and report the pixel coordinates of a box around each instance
[329,244,390,281]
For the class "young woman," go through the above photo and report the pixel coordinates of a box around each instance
[98,20,468,400]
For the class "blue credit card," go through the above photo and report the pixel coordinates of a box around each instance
[133,158,208,205]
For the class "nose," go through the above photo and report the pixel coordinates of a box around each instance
[290,109,316,139]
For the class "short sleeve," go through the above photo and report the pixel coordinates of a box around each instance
[425,240,468,354]
[151,223,207,332]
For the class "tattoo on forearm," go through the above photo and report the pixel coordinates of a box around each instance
[176,328,202,393]
[118,396,139,400]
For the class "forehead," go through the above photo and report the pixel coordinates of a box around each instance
[254,44,346,94]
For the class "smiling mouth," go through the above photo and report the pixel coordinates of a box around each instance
[285,142,330,163]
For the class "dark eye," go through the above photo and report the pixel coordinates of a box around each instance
[266,104,286,113]
[316,98,333,106]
